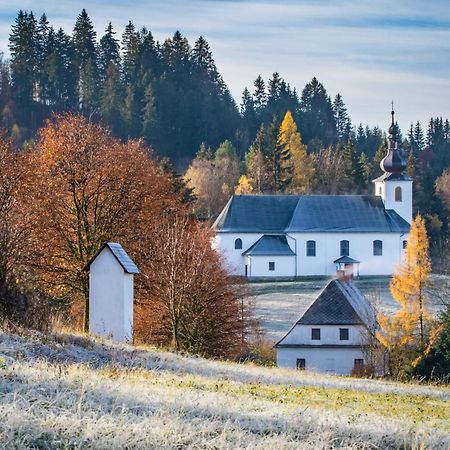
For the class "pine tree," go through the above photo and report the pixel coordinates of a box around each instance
[299,77,337,147]
[276,111,314,193]
[73,9,99,114]
[333,93,351,144]
[253,75,266,112]
[342,134,358,189]
[100,62,124,135]
[99,22,121,80]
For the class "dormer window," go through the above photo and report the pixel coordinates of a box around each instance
[395,186,402,202]
[234,238,242,250]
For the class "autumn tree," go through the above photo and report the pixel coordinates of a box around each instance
[277,111,315,194]
[0,132,33,318]
[310,147,346,194]
[135,216,253,357]
[28,114,176,331]
[377,214,433,376]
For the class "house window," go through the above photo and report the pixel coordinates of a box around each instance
[354,359,364,369]
[339,328,349,341]
[234,238,242,250]
[311,328,321,340]
[373,240,383,256]
[340,240,349,257]
[395,186,402,202]
[378,186,382,195]
[269,261,275,271]
[296,358,306,370]
[403,240,407,249]
[306,240,316,256]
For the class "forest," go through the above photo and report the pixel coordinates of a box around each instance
[1,9,450,266]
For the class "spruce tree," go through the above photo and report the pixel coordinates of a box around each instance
[99,22,121,81]
[342,134,358,190]
[253,75,266,112]
[333,93,351,144]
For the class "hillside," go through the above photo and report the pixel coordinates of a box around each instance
[0,329,449,449]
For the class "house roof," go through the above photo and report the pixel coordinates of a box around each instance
[213,195,409,233]
[242,234,295,256]
[84,242,140,274]
[275,279,377,348]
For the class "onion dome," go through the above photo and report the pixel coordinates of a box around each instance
[380,109,406,174]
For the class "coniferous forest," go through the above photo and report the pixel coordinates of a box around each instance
[2,9,450,264]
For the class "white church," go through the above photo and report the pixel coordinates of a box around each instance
[213,111,412,278]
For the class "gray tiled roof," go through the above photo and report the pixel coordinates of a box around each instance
[286,195,409,232]
[296,279,375,327]
[333,255,360,264]
[85,242,140,274]
[242,235,295,256]
[213,195,409,233]
[212,195,299,232]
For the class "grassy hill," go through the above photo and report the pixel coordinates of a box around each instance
[0,329,449,449]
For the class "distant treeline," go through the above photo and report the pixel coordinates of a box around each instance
[1,9,450,254]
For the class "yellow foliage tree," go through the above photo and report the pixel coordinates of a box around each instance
[276,111,315,194]
[235,175,253,195]
[376,214,433,374]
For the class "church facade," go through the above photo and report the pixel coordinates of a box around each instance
[213,112,412,278]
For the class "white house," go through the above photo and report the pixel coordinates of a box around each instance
[213,111,412,278]
[85,242,140,342]
[275,278,377,375]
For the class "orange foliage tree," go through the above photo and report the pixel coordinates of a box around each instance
[376,214,433,375]
[0,132,33,318]
[24,114,253,357]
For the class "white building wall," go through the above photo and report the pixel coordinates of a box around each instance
[276,347,365,375]
[214,231,408,277]
[292,232,408,277]
[280,324,366,346]
[89,249,133,342]
[374,179,413,223]
[246,255,296,278]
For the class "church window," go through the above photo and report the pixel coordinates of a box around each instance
[269,261,275,271]
[340,240,349,257]
[306,240,316,256]
[378,186,382,195]
[234,238,242,250]
[311,328,321,340]
[395,186,402,202]
[354,359,364,370]
[373,240,383,256]
[403,240,407,249]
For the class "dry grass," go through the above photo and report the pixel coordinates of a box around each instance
[0,328,449,449]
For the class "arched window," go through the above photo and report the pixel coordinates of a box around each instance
[395,186,402,202]
[340,240,349,257]
[403,240,408,250]
[306,240,316,256]
[234,238,242,250]
[373,240,383,256]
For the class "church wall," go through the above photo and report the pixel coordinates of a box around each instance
[374,179,413,223]
[246,255,296,278]
[291,232,407,276]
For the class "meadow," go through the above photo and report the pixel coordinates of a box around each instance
[1,328,449,449]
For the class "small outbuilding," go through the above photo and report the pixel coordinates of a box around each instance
[85,242,140,342]
[275,278,377,375]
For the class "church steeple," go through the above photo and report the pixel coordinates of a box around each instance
[373,107,413,224]
[380,108,407,176]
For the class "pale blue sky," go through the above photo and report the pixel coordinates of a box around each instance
[0,0,449,131]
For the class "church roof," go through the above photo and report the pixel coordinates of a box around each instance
[333,255,360,264]
[213,195,409,233]
[275,279,377,347]
[242,234,295,256]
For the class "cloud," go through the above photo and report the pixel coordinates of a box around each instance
[0,0,449,128]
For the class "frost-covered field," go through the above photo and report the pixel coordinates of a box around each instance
[248,276,448,341]
[1,330,449,449]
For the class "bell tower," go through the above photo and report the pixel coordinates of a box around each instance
[373,108,413,223]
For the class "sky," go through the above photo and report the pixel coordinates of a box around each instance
[0,0,449,132]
